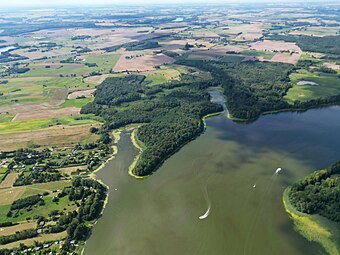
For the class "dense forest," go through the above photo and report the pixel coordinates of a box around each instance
[177,59,340,120]
[288,161,340,223]
[81,75,222,176]
[176,59,293,119]
[270,35,340,55]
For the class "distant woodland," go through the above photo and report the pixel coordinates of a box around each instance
[270,35,340,55]
[177,59,340,120]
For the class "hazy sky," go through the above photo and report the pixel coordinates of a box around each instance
[0,0,324,7]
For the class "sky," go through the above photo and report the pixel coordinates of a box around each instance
[0,0,325,7]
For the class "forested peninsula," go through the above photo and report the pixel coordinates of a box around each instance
[283,162,340,255]
[81,74,223,176]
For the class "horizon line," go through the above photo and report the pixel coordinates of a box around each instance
[0,0,339,9]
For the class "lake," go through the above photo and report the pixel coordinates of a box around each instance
[84,93,340,255]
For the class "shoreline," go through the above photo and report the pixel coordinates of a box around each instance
[79,110,225,253]
[80,99,339,254]
[282,187,340,255]
[227,103,340,123]
[128,128,148,179]
[88,130,122,178]
[81,130,123,255]
[127,110,224,179]
[202,110,225,129]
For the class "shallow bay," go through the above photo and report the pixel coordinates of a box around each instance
[84,105,340,255]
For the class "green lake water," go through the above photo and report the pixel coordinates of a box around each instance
[84,92,340,255]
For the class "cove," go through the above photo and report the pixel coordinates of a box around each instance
[84,93,340,255]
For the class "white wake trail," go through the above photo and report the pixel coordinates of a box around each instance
[199,182,211,220]
[275,167,282,174]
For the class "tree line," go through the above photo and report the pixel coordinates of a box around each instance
[269,34,340,55]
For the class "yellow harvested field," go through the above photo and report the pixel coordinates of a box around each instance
[250,40,302,64]
[0,180,71,205]
[235,33,263,41]
[21,180,71,197]
[30,28,113,38]
[0,222,36,236]
[250,40,301,52]
[13,107,80,121]
[0,173,19,189]
[60,165,87,175]
[270,53,302,65]
[289,26,340,37]
[227,23,264,35]
[0,231,67,249]
[0,124,98,151]
[0,37,15,46]
[0,186,25,205]
[10,48,69,60]
[113,52,175,72]
[0,100,64,115]
[67,89,95,99]
[27,27,157,49]
[84,74,110,85]
[295,18,320,24]
[323,62,340,70]
[191,30,220,38]
[160,39,215,53]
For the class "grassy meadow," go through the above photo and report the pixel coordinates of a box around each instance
[285,69,340,103]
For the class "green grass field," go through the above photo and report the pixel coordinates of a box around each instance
[0,76,97,109]
[84,53,121,73]
[59,98,94,108]
[240,50,275,60]
[0,114,15,123]
[289,26,340,37]
[21,181,71,198]
[145,70,180,86]
[0,180,73,224]
[285,69,340,103]
[0,195,77,224]
[0,115,99,133]
[25,64,92,77]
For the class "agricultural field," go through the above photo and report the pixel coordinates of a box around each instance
[289,26,340,37]
[285,69,340,103]
[143,66,187,86]
[0,2,339,255]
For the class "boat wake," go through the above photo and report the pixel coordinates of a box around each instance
[199,207,210,220]
[274,167,282,175]
[199,182,211,220]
